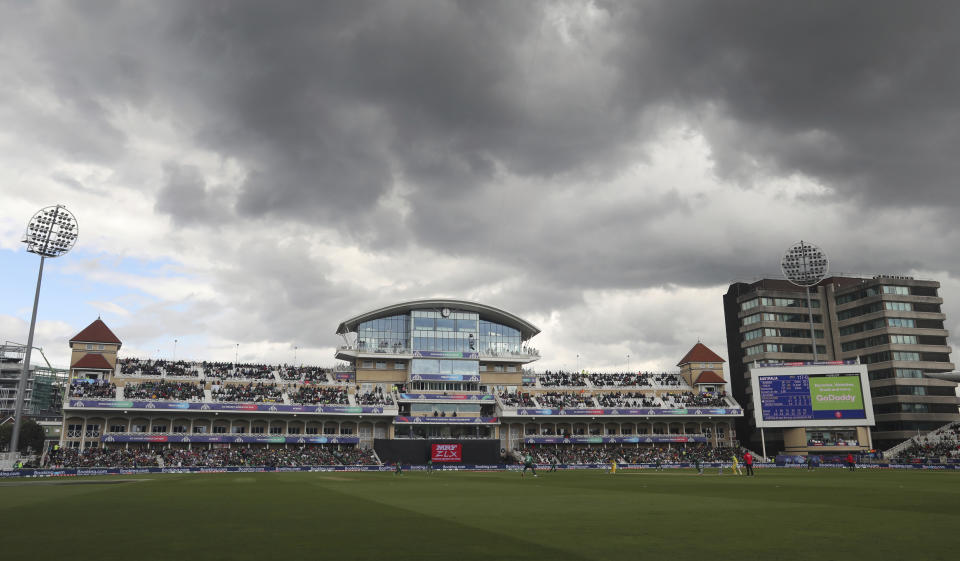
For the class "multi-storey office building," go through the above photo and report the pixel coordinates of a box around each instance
[60,300,743,464]
[724,276,959,451]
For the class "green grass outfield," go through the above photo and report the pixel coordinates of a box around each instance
[2,468,958,561]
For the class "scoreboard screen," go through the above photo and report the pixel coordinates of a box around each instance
[758,374,865,421]
[750,363,874,428]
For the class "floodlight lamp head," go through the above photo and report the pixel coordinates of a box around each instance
[22,205,79,258]
[780,240,829,287]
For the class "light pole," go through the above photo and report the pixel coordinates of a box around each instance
[234,343,239,373]
[173,339,178,362]
[576,353,580,372]
[627,354,631,372]
[294,345,298,367]
[9,205,78,459]
[781,241,829,360]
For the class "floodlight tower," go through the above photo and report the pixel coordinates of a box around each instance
[780,241,829,361]
[8,205,78,460]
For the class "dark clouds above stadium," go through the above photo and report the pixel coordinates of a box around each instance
[2,1,960,370]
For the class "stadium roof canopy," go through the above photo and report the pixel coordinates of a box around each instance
[336,298,541,341]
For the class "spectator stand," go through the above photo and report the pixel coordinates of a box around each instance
[210,382,283,403]
[123,381,205,401]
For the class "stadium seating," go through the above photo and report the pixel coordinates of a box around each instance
[288,385,348,405]
[68,379,116,398]
[211,382,283,403]
[522,444,743,465]
[892,422,960,462]
[45,446,379,468]
[355,386,394,405]
[123,381,205,401]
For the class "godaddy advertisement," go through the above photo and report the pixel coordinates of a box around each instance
[809,376,864,414]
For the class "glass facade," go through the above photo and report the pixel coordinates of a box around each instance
[411,359,479,376]
[412,310,478,352]
[479,320,522,354]
[357,314,410,352]
[353,307,527,359]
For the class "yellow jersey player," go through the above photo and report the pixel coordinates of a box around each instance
[731,454,743,475]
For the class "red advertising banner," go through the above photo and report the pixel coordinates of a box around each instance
[431,443,462,463]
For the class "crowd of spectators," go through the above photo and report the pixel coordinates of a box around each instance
[278,366,334,383]
[117,358,161,377]
[46,447,158,468]
[894,424,960,462]
[218,363,275,381]
[499,391,536,407]
[539,371,588,387]
[588,371,685,388]
[536,391,595,408]
[45,446,379,467]
[355,386,394,405]
[596,391,660,408]
[665,391,729,408]
[204,362,234,378]
[163,360,200,377]
[304,369,333,383]
[69,379,116,399]
[289,386,348,405]
[124,381,205,401]
[211,382,282,403]
[522,444,743,465]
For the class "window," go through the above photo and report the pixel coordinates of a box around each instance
[889,334,918,345]
[67,424,83,437]
[892,351,920,361]
[230,426,246,434]
[888,318,916,328]
[741,298,759,311]
[251,426,265,434]
[172,425,187,433]
[742,314,761,326]
[882,285,909,295]
[151,425,167,433]
[270,427,282,434]
[306,427,319,435]
[376,361,387,370]
[193,426,208,433]
[341,426,354,435]
[288,427,300,435]
[760,297,819,308]
[885,301,912,312]
[132,424,147,433]
[85,424,101,437]
[213,426,226,434]
[394,362,406,370]
[323,426,337,435]
[109,424,126,433]
[744,329,763,341]
[362,361,373,369]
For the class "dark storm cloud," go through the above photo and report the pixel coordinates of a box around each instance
[155,162,231,226]
[608,1,960,206]
[8,1,960,312]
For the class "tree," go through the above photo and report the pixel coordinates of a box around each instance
[0,419,47,454]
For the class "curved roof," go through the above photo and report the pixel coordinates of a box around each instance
[336,298,541,340]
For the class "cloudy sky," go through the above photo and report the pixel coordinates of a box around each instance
[2,1,960,373]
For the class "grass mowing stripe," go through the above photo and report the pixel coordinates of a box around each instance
[0,470,958,560]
